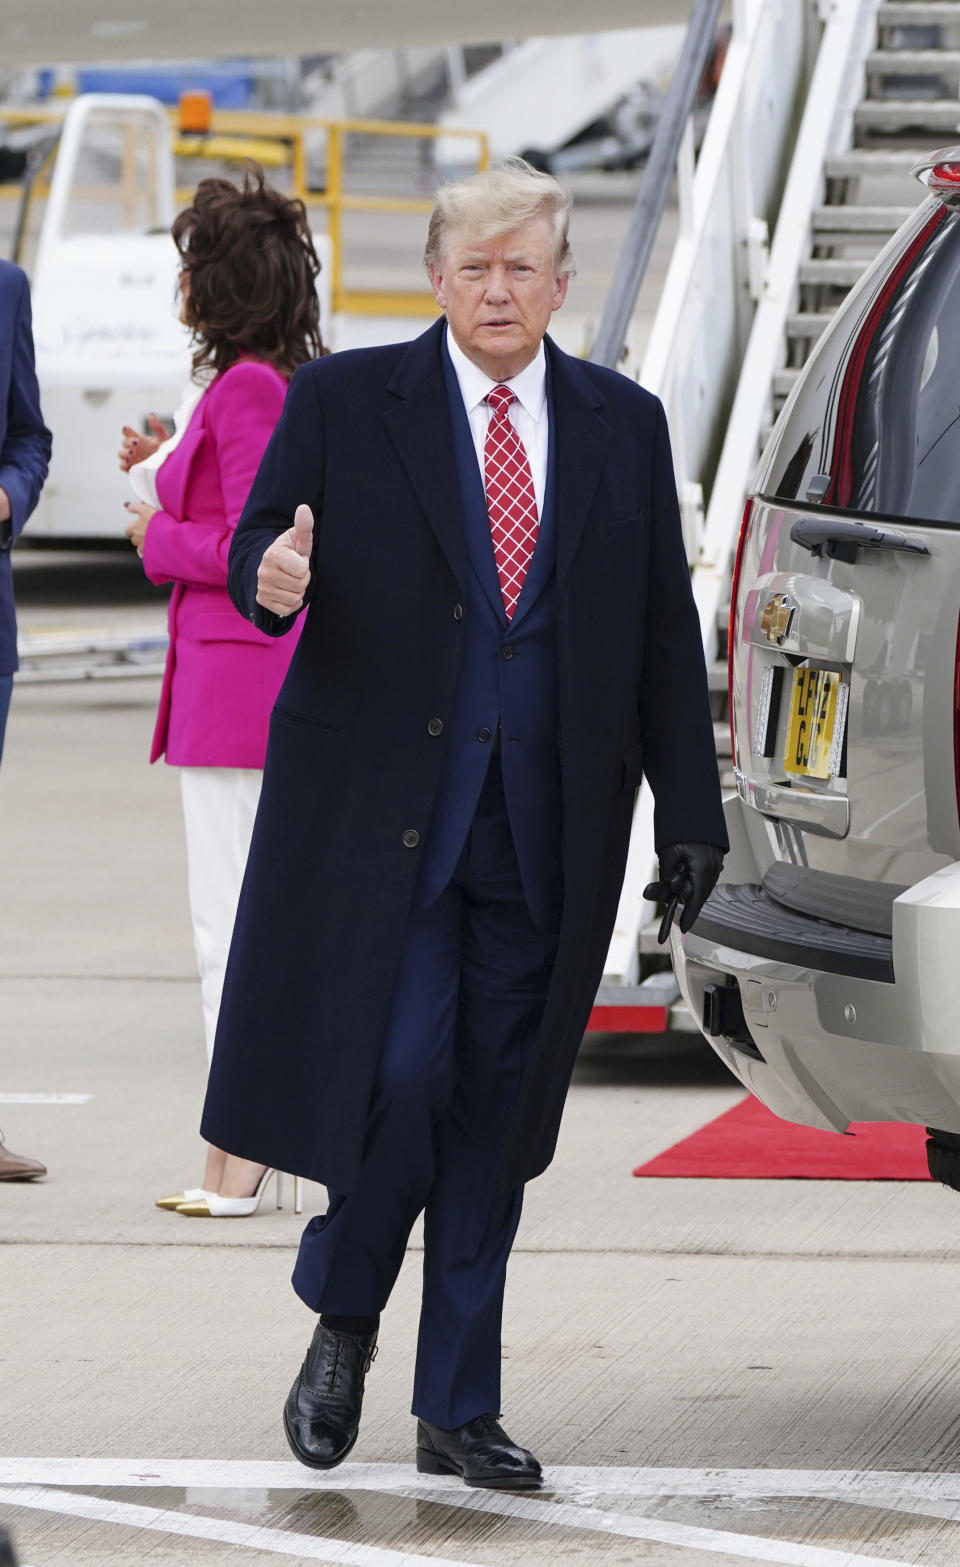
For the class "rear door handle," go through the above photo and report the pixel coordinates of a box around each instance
[790,518,929,563]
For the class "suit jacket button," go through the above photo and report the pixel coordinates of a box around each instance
[427,717,444,736]
[453,603,464,621]
[477,726,492,743]
[500,644,515,661]
[402,828,421,848]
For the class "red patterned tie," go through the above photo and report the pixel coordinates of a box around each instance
[483,385,539,620]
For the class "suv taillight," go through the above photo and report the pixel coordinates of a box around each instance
[728,499,753,768]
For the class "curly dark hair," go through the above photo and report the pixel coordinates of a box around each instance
[172,165,326,380]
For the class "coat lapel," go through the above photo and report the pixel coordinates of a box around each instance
[383,320,467,594]
[546,337,611,582]
[156,425,207,522]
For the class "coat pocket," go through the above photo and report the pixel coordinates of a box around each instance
[273,704,342,734]
[607,509,644,537]
[621,741,645,791]
[191,609,274,646]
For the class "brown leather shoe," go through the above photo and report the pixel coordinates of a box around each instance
[0,1134,47,1181]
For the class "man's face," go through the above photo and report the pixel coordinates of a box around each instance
[428,217,569,380]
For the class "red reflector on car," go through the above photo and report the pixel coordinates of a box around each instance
[912,151,960,200]
[728,498,753,768]
[929,162,960,188]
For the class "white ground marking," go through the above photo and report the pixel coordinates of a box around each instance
[2,1460,960,1504]
[0,1093,91,1104]
[0,1465,943,1567]
[402,1485,923,1567]
[0,1487,486,1567]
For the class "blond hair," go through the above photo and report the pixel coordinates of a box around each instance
[424,157,575,276]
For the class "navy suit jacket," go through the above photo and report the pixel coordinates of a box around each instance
[0,261,52,674]
[412,331,562,926]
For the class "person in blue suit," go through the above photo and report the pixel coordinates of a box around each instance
[202,160,727,1486]
[0,259,52,1185]
[0,259,50,761]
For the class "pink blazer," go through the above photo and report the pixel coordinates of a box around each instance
[142,359,300,769]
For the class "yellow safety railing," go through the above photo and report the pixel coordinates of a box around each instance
[0,104,489,318]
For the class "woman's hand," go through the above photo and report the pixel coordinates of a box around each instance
[118,414,169,472]
[124,500,157,556]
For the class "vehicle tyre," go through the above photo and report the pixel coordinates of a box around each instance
[862,678,880,734]
[875,681,894,735]
[894,680,912,729]
[925,1128,960,1191]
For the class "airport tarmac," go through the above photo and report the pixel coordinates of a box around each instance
[5,579,960,1566]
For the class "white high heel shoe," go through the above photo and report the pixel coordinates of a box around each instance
[175,1169,303,1217]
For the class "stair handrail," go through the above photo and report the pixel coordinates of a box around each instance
[591,0,724,369]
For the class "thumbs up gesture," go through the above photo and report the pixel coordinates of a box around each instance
[256,503,314,616]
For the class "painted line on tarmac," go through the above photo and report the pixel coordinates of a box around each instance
[1,1459,959,1503]
[0,1093,91,1105]
[0,1466,936,1567]
[0,1487,486,1567]
[404,1487,925,1567]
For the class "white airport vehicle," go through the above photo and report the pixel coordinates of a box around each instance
[22,93,332,541]
[27,94,191,540]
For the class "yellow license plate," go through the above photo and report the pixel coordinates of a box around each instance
[784,667,842,779]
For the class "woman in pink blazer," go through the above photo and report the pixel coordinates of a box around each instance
[122,168,324,1217]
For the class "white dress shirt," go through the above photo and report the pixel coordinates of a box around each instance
[445,328,548,517]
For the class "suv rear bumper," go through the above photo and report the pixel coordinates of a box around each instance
[670,859,960,1137]
[694,882,894,984]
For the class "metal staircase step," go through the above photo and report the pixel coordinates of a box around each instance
[879,2,960,22]
[811,204,913,233]
[786,311,835,342]
[707,660,728,693]
[713,721,732,758]
[825,147,932,178]
[798,257,869,287]
[854,99,960,133]
[867,49,960,74]
[773,368,801,400]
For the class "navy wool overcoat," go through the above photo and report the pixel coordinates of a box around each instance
[201,319,727,1193]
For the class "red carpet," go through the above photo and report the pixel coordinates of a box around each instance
[633,1095,931,1180]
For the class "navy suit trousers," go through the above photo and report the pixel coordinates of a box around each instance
[291,754,560,1428]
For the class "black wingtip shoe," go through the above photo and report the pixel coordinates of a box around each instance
[416,1414,543,1490]
[283,1321,378,1470]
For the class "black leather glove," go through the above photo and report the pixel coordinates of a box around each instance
[643,841,724,944]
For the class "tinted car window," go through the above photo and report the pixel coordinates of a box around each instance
[761,202,960,525]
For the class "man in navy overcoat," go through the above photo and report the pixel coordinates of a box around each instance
[203,161,727,1486]
[0,258,52,1186]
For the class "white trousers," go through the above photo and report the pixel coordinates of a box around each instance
[180,766,262,1063]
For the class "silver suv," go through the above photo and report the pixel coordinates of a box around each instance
[672,150,960,1187]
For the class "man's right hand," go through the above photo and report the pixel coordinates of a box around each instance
[256,503,314,616]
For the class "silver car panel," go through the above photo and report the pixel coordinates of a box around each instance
[683,183,960,1134]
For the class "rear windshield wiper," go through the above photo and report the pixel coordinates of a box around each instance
[789,517,930,564]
